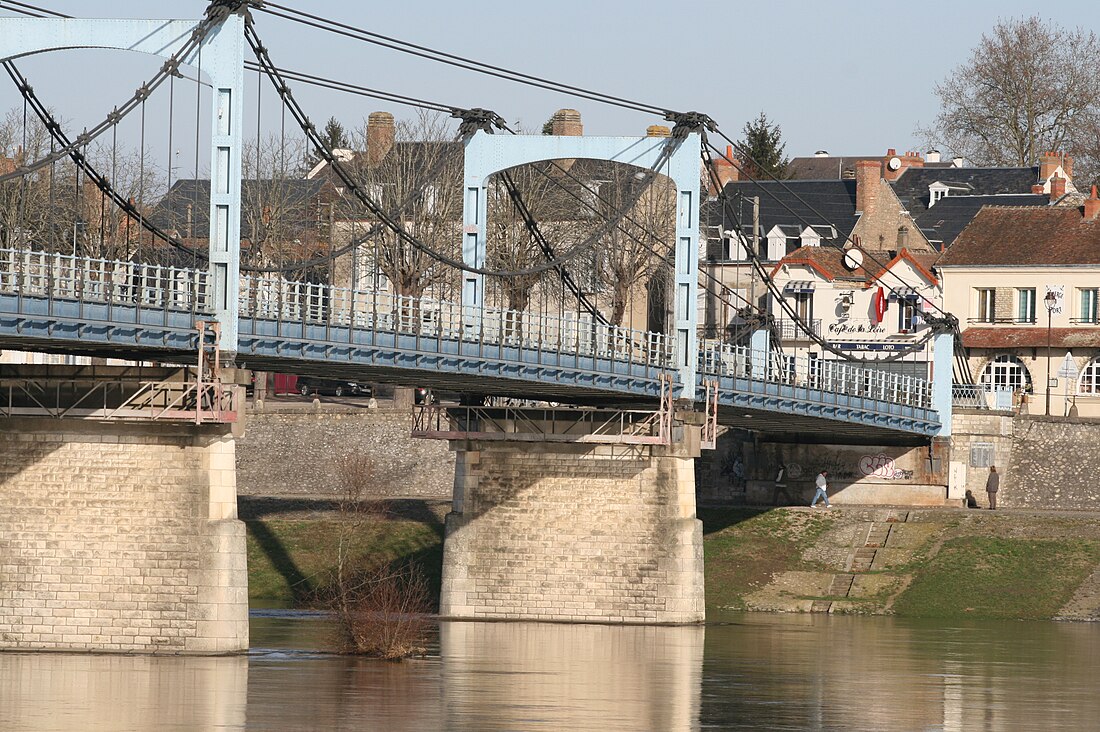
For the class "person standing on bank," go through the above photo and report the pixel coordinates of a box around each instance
[986,466,1000,509]
[811,470,832,509]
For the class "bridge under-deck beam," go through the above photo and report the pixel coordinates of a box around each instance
[435,412,705,624]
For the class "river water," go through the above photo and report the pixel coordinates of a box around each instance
[1,611,1097,731]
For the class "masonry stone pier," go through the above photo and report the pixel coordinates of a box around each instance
[434,410,705,625]
[0,417,248,654]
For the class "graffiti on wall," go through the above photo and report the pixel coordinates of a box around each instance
[858,453,914,480]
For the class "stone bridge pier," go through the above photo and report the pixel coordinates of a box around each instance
[0,369,248,654]
[424,407,705,624]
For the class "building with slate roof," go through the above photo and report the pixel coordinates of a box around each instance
[786,148,1082,251]
[701,157,935,344]
[787,149,959,181]
[914,194,1047,250]
[938,189,1100,416]
[760,244,942,378]
[148,177,342,276]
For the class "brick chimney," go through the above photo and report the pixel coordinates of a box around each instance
[1050,174,1066,202]
[709,144,740,195]
[882,148,924,182]
[550,108,583,137]
[366,111,395,167]
[1031,184,1045,194]
[646,124,670,138]
[1039,151,1064,182]
[855,159,881,216]
[1085,185,1100,220]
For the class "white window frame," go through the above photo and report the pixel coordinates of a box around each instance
[1017,288,1036,323]
[1080,288,1099,323]
[976,288,996,323]
[980,354,1033,393]
[1079,359,1100,395]
[897,298,918,332]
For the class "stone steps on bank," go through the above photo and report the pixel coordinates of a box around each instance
[815,509,911,613]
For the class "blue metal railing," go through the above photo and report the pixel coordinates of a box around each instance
[1,248,937,419]
[698,339,933,410]
[0,248,210,314]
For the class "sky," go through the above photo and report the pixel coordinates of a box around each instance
[2,0,1098,166]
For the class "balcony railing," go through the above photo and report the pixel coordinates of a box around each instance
[967,316,1036,325]
[774,318,822,340]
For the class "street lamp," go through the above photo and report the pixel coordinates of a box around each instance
[1045,289,1057,415]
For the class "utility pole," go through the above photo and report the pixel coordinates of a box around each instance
[751,195,760,312]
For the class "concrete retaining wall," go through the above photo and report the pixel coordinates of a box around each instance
[440,437,704,624]
[0,419,247,654]
[948,410,1016,502]
[236,407,453,498]
[697,434,949,506]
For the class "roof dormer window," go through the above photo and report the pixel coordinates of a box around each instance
[928,181,972,207]
[929,182,950,207]
[766,225,786,261]
[800,226,821,248]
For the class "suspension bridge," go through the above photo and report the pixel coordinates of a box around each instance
[0,1,949,440]
[0,1,954,650]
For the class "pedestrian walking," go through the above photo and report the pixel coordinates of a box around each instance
[985,466,1000,509]
[810,470,832,509]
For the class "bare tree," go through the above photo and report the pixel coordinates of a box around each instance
[78,143,165,261]
[595,169,676,328]
[920,17,1100,185]
[327,454,431,659]
[350,111,463,300]
[239,134,329,275]
[483,163,590,337]
[0,107,52,249]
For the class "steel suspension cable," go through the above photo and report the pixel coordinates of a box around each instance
[246,19,677,279]
[0,1,243,184]
[255,1,669,117]
[3,60,208,260]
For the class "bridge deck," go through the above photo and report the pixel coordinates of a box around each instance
[0,249,940,438]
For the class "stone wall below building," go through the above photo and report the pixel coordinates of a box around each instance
[1004,417,1100,510]
[236,406,453,498]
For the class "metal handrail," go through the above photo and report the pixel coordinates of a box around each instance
[697,339,934,410]
[238,274,674,370]
[0,377,239,423]
[1,248,936,413]
[0,248,210,313]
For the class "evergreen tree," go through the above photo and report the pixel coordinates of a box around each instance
[321,116,349,150]
[310,116,350,166]
[735,112,790,180]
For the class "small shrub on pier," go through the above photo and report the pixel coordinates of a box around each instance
[327,454,432,659]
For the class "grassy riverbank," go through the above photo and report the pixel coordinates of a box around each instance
[244,504,1100,620]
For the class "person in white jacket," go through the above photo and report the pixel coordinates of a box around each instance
[810,470,832,509]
